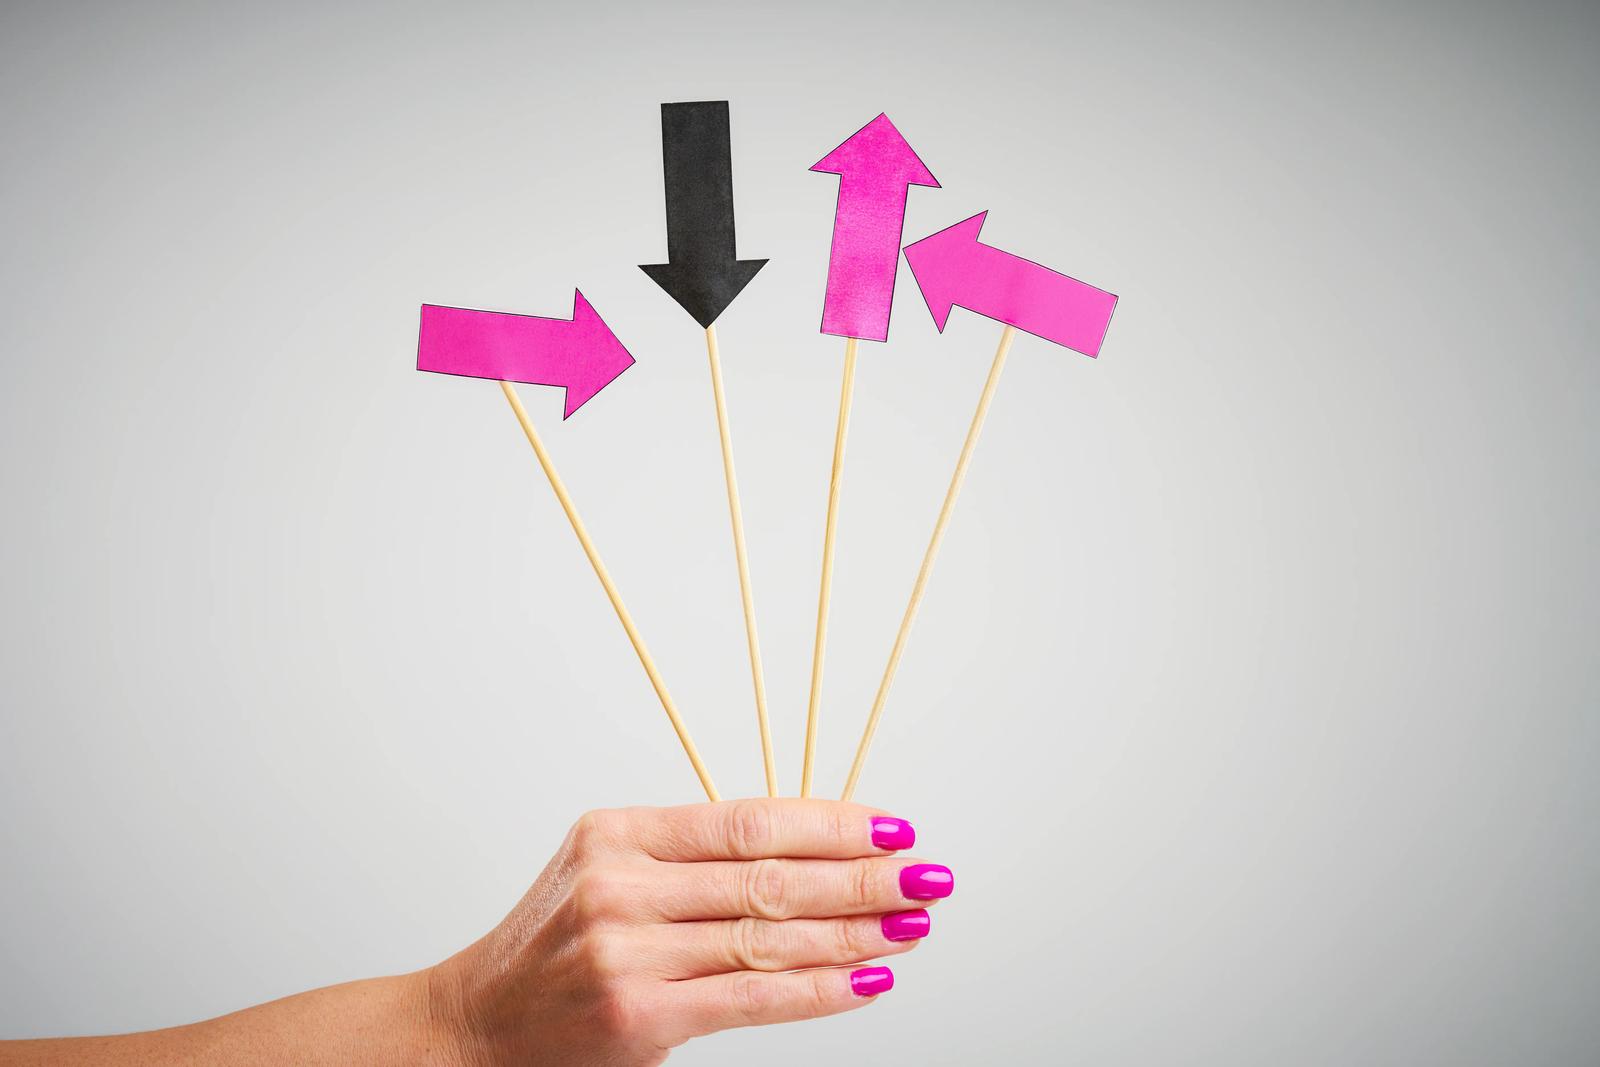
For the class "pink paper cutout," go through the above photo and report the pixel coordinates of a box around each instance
[416,291,635,418]
[812,113,940,342]
[903,212,1118,357]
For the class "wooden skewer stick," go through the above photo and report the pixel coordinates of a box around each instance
[499,380,721,802]
[802,336,859,797]
[841,325,1017,801]
[704,325,777,797]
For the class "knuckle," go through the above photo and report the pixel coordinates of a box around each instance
[569,808,627,858]
[580,929,629,982]
[729,917,786,971]
[849,861,877,911]
[593,984,644,1038]
[834,918,871,960]
[829,808,855,851]
[569,866,627,925]
[742,858,790,920]
[724,800,775,857]
[803,971,836,1015]
[729,972,774,1019]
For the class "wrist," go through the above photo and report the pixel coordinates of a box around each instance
[410,960,481,1067]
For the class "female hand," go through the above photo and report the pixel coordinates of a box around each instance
[0,798,952,1066]
[426,798,954,1065]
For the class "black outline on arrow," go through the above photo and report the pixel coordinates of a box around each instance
[812,112,941,344]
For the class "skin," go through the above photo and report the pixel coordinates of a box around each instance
[0,798,946,1066]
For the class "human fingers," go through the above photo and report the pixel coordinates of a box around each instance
[656,965,896,1042]
[631,910,930,978]
[586,798,915,863]
[639,856,954,922]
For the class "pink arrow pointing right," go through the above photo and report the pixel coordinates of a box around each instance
[812,113,939,342]
[417,290,635,418]
[904,211,1118,357]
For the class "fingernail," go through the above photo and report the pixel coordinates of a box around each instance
[881,909,931,942]
[870,817,916,851]
[850,965,895,997]
[899,863,955,900]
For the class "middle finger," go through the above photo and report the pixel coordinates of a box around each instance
[639,857,955,922]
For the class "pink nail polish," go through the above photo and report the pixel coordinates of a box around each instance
[870,817,916,851]
[881,909,931,942]
[899,863,954,900]
[850,966,895,997]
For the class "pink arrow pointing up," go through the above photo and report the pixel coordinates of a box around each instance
[812,113,939,342]
[416,290,635,418]
[903,212,1118,356]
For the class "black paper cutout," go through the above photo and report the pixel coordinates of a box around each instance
[640,101,768,328]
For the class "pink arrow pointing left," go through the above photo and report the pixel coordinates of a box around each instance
[812,113,939,342]
[903,212,1118,356]
[417,290,635,418]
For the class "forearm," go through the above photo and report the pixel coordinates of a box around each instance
[0,971,460,1066]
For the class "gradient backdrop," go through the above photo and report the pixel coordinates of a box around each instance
[2,1,1597,1063]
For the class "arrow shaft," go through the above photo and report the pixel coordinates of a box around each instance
[499,380,721,803]
[802,336,858,796]
[418,305,584,389]
[962,244,1117,354]
[705,325,778,798]
[821,178,906,341]
[659,102,737,264]
[842,325,1016,801]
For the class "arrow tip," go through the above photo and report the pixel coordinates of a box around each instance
[810,113,939,187]
[903,211,988,332]
[563,289,635,418]
[638,259,767,328]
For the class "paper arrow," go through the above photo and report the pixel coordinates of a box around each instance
[415,291,634,419]
[798,114,937,796]
[639,101,768,328]
[843,216,1120,801]
[812,113,939,342]
[903,211,1118,356]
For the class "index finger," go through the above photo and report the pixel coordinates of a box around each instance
[624,799,916,862]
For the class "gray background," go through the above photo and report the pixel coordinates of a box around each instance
[1,0,1596,1062]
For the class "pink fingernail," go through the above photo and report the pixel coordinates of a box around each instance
[881,909,931,942]
[850,965,895,997]
[899,863,954,900]
[870,817,915,851]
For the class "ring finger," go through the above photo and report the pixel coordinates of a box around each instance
[635,910,931,978]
